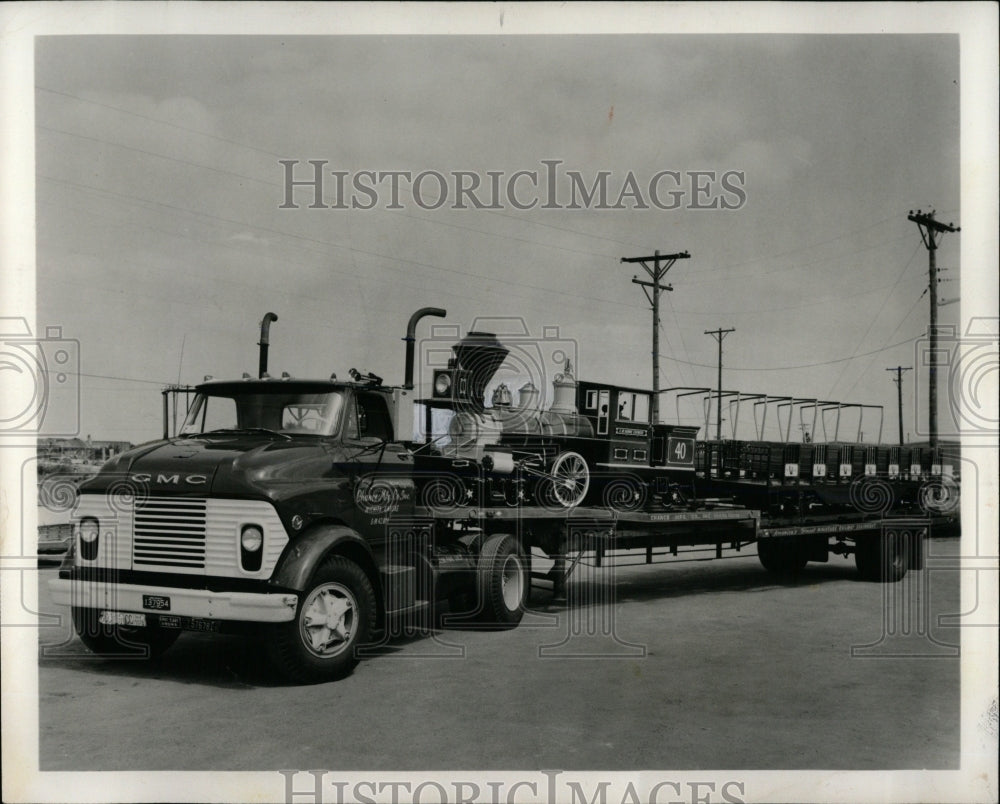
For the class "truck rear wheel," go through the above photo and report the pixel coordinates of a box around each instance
[855,531,908,582]
[71,607,179,659]
[757,537,808,577]
[477,534,527,628]
[268,555,377,683]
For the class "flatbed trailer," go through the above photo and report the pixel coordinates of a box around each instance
[413,503,953,596]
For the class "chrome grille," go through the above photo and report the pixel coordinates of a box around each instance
[132,497,207,568]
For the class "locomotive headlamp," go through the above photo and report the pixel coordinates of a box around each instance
[79,517,99,561]
[433,369,471,402]
[433,370,452,397]
[240,525,264,552]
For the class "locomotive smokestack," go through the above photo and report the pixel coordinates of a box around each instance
[403,307,447,389]
[454,331,509,410]
[258,312,278,378]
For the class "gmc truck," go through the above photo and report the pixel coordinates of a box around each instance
[50,308,535,682]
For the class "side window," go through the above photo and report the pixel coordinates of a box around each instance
[355,392,394,441]
[342,398,360,440]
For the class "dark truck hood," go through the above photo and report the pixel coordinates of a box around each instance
[80,435,337,499]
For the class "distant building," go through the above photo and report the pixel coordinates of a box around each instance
[38,436,133,464]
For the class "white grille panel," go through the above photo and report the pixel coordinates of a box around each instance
[202,498,289,578]
[73,494,289,579]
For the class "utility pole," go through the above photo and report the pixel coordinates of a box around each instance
[704,327,735,441]
[907,210,959,450]
[621,249,690,424]
[886,365,912,445]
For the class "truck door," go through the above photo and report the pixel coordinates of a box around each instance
[340,390,416,548]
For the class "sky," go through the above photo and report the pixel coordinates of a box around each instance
[32,33,966,444]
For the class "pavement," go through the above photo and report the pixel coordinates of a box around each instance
[35,538,961,772]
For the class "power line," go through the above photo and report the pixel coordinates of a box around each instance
[37,85,651,252]
[40,84,919,288]
[825,239,923,399]
[660,335,921,372]
[38,173,648,314]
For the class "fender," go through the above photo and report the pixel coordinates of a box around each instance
[271,524,379,593]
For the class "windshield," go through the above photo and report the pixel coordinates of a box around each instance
[179,390,346,437]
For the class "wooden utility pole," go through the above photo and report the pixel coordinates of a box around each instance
[886,365,912,445]
[704,327,735,441]
[907,210,959,450]
[621,249,690,424]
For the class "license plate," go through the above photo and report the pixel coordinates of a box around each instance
[142,594,171,611]
[99,611,147,627]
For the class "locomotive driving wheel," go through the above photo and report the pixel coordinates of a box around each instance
[545,450,590,508]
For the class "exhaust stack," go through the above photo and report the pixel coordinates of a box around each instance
[258,312,278,378]
[403,307,447,389]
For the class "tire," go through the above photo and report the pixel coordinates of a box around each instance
[267,556,377,683]
[71,607,180,659]
[476,534,527,628]
[855,531,908,582]
[757,537,808,577]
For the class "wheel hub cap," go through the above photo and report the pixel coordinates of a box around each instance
[301,584,357,656]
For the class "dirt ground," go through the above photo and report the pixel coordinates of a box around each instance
[36,538,961,772]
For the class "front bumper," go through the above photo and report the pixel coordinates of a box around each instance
[49,578,298,623]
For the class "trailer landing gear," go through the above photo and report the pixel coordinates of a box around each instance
[756,537,808,577]
[855,531,909,582]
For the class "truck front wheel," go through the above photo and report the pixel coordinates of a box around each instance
[477,534,527,628]
[268,555,377,683]
[71,607,179,659]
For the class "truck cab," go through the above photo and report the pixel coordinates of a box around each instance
[50,367,528,683]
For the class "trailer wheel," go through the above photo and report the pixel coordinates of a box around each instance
[71,607,180,659]
[476,534,527,628]
[855,531,908,582]
[756,538,807,576]
[267,555,376,683]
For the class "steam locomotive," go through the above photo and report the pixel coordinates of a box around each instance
[414,331,699,510]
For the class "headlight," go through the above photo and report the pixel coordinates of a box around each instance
[79,517,99,561]
[240,525,263,552]
[434,371,452,397]
[79,517,99,543]
[240,525,264,572]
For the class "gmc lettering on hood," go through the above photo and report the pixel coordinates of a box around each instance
[131,473,208,485]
